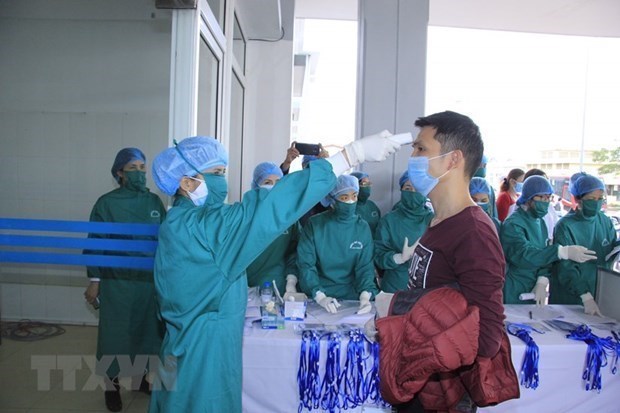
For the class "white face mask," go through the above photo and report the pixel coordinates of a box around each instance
[259,184,274,191]
[188,178,208,206]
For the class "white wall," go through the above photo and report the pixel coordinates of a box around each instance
[241,0,296,194]
[0,0,172,324]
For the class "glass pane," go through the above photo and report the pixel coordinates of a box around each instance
[290,19,358,171]
[206,0,225,30]
[233,13,246,73]
[197,36,219,138]
[227,72,245,201]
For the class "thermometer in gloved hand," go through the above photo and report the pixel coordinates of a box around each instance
[388,132,413,146]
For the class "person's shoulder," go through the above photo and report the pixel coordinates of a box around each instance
[458,207,498,238]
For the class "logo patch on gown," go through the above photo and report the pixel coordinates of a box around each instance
[602,238,610,247]
[407,243,433,289]
[349,241,363,250]
[151,210,161,218]
[371,211,379,217]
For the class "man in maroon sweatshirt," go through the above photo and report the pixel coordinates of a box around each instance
[392,111,507,412]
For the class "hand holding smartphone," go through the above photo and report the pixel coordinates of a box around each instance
[294,142,321,156]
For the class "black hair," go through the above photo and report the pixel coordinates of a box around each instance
[524,168,547,180]
[414,111,483,179]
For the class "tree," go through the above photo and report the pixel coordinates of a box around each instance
[592,147,620,175]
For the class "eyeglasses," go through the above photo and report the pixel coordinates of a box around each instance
[532,194,552,202]
[359,182,372,187]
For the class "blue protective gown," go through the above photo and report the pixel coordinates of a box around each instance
[500,207,560,304]
[297,206,378,300]
[550,209,618,304]
[374,201,433,293]
[148,160,336,413]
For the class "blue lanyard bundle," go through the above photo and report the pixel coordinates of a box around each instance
[340,329,366,408]
[506,323,541,390]
[320,333,342,412]
[298,330,322,411]
[297,328,387,412]
[566,325,618,392]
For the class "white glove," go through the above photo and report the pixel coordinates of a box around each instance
[283,275,299,301]
[531,276,549,306]
[580,292,603,316]
[374,291,394,319]
[364,317,378,342]
[314,291,341,314]
[343,130,400,166]
[393,237,418,265]
[357,291,372,314]
[285,274,297,293]
[558,245,597,263]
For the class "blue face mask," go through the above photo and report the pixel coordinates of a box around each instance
[407,152,453,197]
[514,181,524,193]
[203,174,228,207]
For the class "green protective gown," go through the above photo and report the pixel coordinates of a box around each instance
[500,207,560,304]
[148,160,336,413]
[245,211,300,293]
[297,205,378,300]
[550,209,618,304]
[374,197,433,293]
[355,197,381,235]
[87,186,166,378]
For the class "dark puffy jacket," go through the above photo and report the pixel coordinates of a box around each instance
[376,286,519,411]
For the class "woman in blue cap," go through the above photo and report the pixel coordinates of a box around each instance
[83,147,166,412]
[297,174,379,314]
[374,170,433,292]
[148,133,400,412]
[550,174,618,315]
[469,177,501,234]
[500,175,597,304]
[244,162,301,294]
[350,171,382,234]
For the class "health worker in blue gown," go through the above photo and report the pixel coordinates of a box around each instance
[148,133,400,413]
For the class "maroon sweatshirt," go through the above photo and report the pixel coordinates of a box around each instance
[408,206,506,357]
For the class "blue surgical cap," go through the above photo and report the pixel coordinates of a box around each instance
[252,162,283,189]
[568,172,587,196]
[152,136,229,196]
[302,155,319,169]
[350,171,369,182]
[570,174,605,198]
[516,175,553,206]
[111,148,146,183]
[469,177,491,196]
[399,171,410,189]
[330,174,359,199]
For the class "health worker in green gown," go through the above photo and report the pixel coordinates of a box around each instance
[245,161,301,295]
[469,177,501,234]
[551,174,619,315]
[350,171,382,234]
[148,133,401,413]
[83,148,166,413]
[297,174,379,314]
[374,170,433,292]
[500,175,597,305]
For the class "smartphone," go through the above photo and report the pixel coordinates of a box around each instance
[294,142,321,156]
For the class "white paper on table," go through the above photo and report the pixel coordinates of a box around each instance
[306,300,375,326]
[504,304,564,321]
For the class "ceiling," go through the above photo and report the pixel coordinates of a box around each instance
[290,0,620,38]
